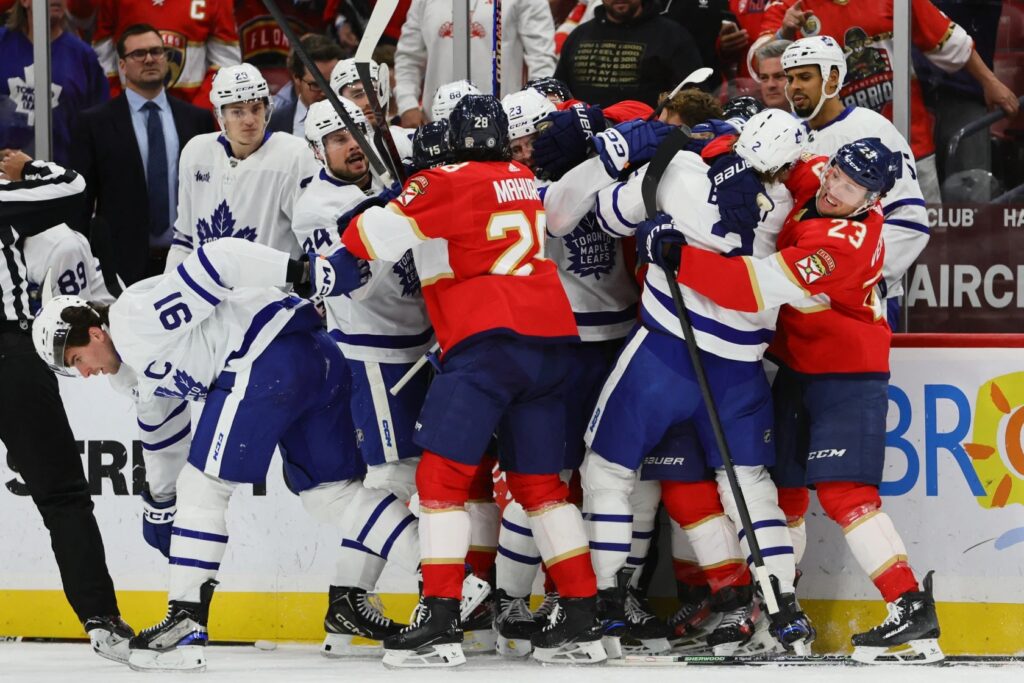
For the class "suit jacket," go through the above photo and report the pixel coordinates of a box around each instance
[71,91,216,285]
[267,99,298,135]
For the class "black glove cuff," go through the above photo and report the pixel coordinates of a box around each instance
[286,257,308,285]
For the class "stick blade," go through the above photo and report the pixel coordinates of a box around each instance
[354,0,400,62]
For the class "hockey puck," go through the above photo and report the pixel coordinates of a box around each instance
[254,640,277,651]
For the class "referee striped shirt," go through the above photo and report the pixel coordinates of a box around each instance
[0,161,86,324]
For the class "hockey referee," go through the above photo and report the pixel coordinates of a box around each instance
[0,150,133,662]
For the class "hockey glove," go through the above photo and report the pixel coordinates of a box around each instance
[141,490,176,558]
[532,104,607,181]
[592,119,673,178]
[707,153,774,236]
[310,247,371,297]
[684,118,740,155]
[636,212,686,272]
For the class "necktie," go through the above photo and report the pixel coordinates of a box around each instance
[143,101,170,237]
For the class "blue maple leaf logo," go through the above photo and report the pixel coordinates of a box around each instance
[195,200,257,245]
[391,250,421,297]
[153,370,209,400]
[564,214,615,280]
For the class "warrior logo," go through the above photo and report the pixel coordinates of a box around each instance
[196,201,258,245]
[564,214,615,279]
[161,31,188,88]
[6,66,63,125]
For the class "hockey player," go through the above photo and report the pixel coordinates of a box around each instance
[329,58,415,169]
[166,64,318,271]
[542,110,813,655]
[24,224,117,310]
[649,138,943,664]
[335,94,611,668]
[31,238,434,672]
[430,79,483,122]
[525,76,573,104]
[292,98,433,655]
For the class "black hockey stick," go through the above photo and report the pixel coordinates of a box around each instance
[260,0,395,186]
[640,126,784,619]
[353,0,405,184]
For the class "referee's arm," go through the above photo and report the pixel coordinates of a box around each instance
[0,159,88,237]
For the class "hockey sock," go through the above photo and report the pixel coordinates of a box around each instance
[417,451,475,599]
[334,543,388,590]
[496,500,542,598]
[508,471,595,598]
[624,479,660,581]
[777,487,810,564]
[663,479,749,593]
[581,451,636,590]
[817,481,919,602]
[465,458,499,581]
[168,465,235,603]
[669,517,706,587]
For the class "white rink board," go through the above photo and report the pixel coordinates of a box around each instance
[2,343,1024,604]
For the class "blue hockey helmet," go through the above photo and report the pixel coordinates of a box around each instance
[412,120,454,169]
[448,94,511,162]
[526,77,573,103]
[722,96,764,122]
[819,137,902,213]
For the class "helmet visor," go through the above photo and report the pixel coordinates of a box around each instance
[48,325,80,377]
[820,165,875,208]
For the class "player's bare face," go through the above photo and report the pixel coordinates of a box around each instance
[64,328,121,378]
[786,66,822,118]
[324,129,368,181]
[510,133,537,169]
[758,57,789,110]
[342,83,377,126]
[816,166,871,217]
[222,100,267,147]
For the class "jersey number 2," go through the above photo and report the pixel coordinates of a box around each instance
[486,210,546,276]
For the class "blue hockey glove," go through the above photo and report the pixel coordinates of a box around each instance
[310,247,371,297]
[532,104,607,180]
[592,119,673,178]
[379,181,403,204]
[335,188,398,234]
[636,212,686,272]
[141,490,175,558]
[707,153,774,235]
[684,119,740,155]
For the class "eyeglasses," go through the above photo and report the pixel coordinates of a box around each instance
[301,79,324,92]
[124,47,168,61]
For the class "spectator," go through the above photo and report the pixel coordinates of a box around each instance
[268,34,344,136]
[91,0,239,109]
[661,0,747,85]
[0,0,109,166]
[70,24,216,284]
[554,0,703,108]
[395,0,558,127]
[656,88,723,127]
[754,38,791,109]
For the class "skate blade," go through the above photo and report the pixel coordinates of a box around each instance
[463,627,497,653]
[852,639,944,665]
[669,637,713,655]
[497,635,533,658]
[621,637,672,656]
[382,643,466,668]
[89,629,130,664]
[460,575,491,621]
[320,633,384,658]
[533,639,608,665]
[128,645,206,673]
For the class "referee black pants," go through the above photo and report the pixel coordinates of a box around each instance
[0,330,119,621]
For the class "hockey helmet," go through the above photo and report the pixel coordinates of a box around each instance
[819,137,902,212]
[304,98,369,168]
[502,88,556,141]
[412,120,454,170]
[431,80,482,122]
[33,293,99,377]
[330,58,391,113]
[721,96,765,131]
[733,109,805,175]
[525,77,573,103]
[781,36,848,120]
[210,63,273,123]
[448,94,510,162]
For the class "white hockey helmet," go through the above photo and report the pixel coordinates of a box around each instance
[32,294,98,376]
[781,36,848,120]
[733,109,805,175]
[330,58,391,111]
[304,97,369,167]
[431,80,481,122]
[210,63,273,122]
[502,89,556,140]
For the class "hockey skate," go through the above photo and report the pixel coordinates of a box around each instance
[532,591,559,626]
[128,579,217,673]
[531,596,607,664]
[83,615,134,664]
[462,592,497,653]
[382,596,465,668]
[851,571,943,665]
[706,584,778,656]
[668,584,722,653]
[768,592,815,655]
[494,589,539,657]
[321,586,405,657]
[619,588,671,656]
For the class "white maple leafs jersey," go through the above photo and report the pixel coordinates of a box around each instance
[804,107,930,297]
[291,170,434,363]
[22,223,115,308]
[537,182,639,342]
[594,152,793,362]
[166,132,319,270]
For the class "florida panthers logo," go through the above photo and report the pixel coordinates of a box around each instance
[196,201,257,245]
[564,214,615,279]
[160,31,187,88]
[392,249,421,297]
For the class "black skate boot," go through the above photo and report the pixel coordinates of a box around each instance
[851,571,943,664]
[128,579,218,672]
[620,587,671,655]
[668,583,721,653]
[532,591,559,627]
[494,589,539,657]
[530,595,607,664]
[595,569,631,657]
[462,590,497,653]
[83,615,134,664]
[706,583,776,656]
[321,586,405,657]
[768,592,815,654]
[382,596,465,668]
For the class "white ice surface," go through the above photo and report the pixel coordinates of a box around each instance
[3,643,1023,683]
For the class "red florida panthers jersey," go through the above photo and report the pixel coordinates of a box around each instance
[342,161,579,355]
[677,156,891,374]
[234,0,333,66]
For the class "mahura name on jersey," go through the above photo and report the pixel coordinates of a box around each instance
[494,176,540,204]
[7,66,62,125]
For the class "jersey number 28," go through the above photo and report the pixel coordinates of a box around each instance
[486,210,546,276]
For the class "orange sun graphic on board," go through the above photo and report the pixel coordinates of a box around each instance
[964,371,1024,509]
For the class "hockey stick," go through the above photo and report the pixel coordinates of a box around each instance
[609,653,1024,667]
[640,126,784,619]
[492,0,503,97]
[389,341,440,396]
[354,0,405,185]
[260,0,394,186]
[649,66,714,121]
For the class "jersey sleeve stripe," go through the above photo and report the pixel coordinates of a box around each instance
[648,284,774,345]
[141,424,191,451]
[610,183,639,229]
[742,256,765,311]
[594,192,633,237]
[196,246,225,287]
[884,218,930,233]
[176,263,222,306]
[882,197,927,213]
[773,252,811,298]
[137,400,189,432]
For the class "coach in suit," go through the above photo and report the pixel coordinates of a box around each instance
[71,23,215,284]
[268,34,344,136]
